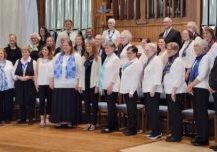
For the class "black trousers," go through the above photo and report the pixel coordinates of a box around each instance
[166,93,184,138]
[123,93,138,132]
[75,91,83,124]
[39,85,52,116]
[192,88,209,141]
[104,91,118,130]
[83,87,99,125]
[144,92,161,134]
[15,80,36,121]
[213,92,217,115]
[0,89,14,121]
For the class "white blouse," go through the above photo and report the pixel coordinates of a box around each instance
[81,56,102,90]
[50,52,82,88]
[207,42,217,69]
[120,43,132,67]
[163,57,187,94]
[194,54,210,89]
[0,60,14,89]
[101,53,120,92]
[102,29,120,44]
[179,40,196,69]
[120,58,142,95]
[37,58,52,86]
[142,56,163,93]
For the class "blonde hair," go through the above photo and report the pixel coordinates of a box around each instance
[120,30,133,42]
[30,33,41,41]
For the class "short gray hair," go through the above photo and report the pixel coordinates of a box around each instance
[145,43,158,53]
[194,37,208,48]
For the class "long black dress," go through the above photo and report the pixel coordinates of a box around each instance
[14,59,36,122]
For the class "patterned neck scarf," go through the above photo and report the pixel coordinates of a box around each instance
[0,60,9,91]
[30,44,39,51]
[189,53,205,82]
[84,55,94,69]
[54,53,76,79]
[162,53,178,81]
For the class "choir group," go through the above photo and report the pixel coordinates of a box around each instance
[0,17,217,150]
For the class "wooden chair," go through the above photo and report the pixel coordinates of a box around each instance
[182,95,217,142]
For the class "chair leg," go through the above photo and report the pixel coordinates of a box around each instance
[166,112,170,134]
[141,109,144,133]
[215,117,217,142]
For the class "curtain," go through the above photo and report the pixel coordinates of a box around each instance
[0,0,38,47]
[45,0,92,30]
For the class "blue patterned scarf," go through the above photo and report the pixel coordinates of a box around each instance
[0,60,9,91]
[54,53,76,79]
[189,53,205,82]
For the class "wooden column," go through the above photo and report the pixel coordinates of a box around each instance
[37,0,46,28]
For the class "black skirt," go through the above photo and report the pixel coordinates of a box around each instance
[51,88,77,124]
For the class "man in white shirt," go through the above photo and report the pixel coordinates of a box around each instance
[56,19,78,48]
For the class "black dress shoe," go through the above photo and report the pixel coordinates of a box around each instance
[101,128,118,133]
[166,136,182,142]
[27,120,34,125]
[17,120,26,124]
[210,145,217,150]
[192,140,209,146]
[124,131,137,136]
[191,136,200,144]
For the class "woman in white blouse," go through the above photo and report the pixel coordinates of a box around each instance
[187,37,210,146]
[102,18,120,45]
[179,30,195,80]
[29,33,41,61]
[120,45,142,136]
[0,49,14,124]
[162,42,187,142]
[50,40,82,128]
[142,43,163,140]
[157,38,168,65]
[13,47,37,125]
[117,30,132,67]
[81,42,101,131]
[35,45,53,126]
[99,41,120,133]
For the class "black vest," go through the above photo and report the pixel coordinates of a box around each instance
[15,59,34,76]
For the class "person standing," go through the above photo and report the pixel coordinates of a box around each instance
[4,34,22,65]
[50,40,82,128]
[120,45,142,136]
[0,49,14,124]
[35,45,53,126]
[142,43,163,140]
[13,47,37,125]
[163,42,187,142]
[81,42,101,131]
[159,17,182,48]
[99,41,120,133]
[187,37,210,146]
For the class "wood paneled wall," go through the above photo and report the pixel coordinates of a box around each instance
[92,0,202,42]
[37,0,202,42]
